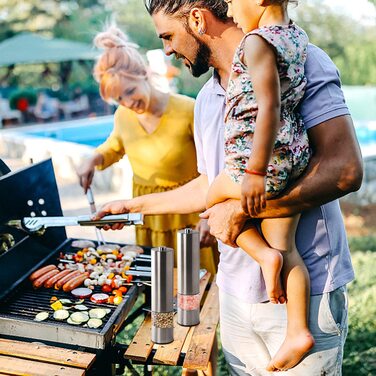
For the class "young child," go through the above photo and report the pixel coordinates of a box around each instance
[206,0,315,371]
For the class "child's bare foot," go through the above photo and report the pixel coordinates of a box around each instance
[259,249,284,304]
[266,330,315,371]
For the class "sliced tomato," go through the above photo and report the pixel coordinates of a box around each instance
[101,284,112,293]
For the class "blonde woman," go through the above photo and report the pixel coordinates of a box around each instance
[77,26,217,272]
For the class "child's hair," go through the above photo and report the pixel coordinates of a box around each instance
[93,25,148,102]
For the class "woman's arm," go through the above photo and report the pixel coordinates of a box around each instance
[95,109,126,170]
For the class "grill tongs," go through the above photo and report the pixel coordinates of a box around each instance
[6,213,144,233]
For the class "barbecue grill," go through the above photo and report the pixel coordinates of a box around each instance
[0,159,149,375]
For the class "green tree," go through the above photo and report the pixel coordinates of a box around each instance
[294,0,376,85]
[53,4,110,43]
[112,0,162,50]
[0,0,106,41]
[0,0,110,90]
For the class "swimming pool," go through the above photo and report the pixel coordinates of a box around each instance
[354,120,376,158]
[23,116,114,148]
[0,115,133,195]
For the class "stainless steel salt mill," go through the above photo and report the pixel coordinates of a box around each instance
[151,246,174,344]
[177,228,200,326]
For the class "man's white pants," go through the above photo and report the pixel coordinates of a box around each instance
[220,286,348,375]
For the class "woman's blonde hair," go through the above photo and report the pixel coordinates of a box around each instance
[93,25,148,102]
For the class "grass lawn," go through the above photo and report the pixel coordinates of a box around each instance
[343,237,376,376]
[117,236,376,375]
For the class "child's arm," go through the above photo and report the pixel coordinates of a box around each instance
[240,35,280,216]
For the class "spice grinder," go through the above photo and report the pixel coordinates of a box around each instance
[151,246,174,344]
[177,228,200,326]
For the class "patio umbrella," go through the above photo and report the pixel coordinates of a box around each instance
[0,33,98,67]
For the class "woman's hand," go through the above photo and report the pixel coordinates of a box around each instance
[200,199,247,247]
[76,153,104,193]
[195,219,217,248]
[241,174,266,216]
[77,160,95,193]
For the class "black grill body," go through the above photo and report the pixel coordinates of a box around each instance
[0,159,144,374]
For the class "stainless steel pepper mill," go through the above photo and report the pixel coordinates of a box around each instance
[151,246,174,344]
[177,228,200,326]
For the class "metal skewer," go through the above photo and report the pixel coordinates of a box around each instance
[86,187,106,245]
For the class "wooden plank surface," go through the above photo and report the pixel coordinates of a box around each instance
[0,355,84,376]
[181,326,195,355]
[124,314,153,361]
[0,338,95,369]
[182,280,219,370]
[153,272,211,365]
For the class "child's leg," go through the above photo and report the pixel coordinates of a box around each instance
[261,216,315,371]
[208,172,286,303]
[236,225,285,304]
[206,171,241,208]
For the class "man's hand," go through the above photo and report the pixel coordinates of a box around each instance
[200,199,247,247]
[196,219,217,248]
[93,200,135,231]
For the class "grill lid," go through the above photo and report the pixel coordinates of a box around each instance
[0,159,66,300]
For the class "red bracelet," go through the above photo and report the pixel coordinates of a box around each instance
[245,169,267,177]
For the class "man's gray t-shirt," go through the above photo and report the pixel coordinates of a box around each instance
[194,44,355,303]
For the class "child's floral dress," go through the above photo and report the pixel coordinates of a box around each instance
[225,23,311,197]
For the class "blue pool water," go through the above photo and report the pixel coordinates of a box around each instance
[23,116,376,156]
[24,117,114,148]
[354,121,376,146]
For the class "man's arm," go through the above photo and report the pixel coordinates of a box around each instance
[260,114,363,217]
[201,115,363,244]
[95,174,209,220]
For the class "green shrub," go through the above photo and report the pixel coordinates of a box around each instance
[344,250,376,375]
[348,236,376,253]
[9,88,37,110]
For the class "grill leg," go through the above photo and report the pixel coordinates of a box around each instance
[88,350,116,376]
[144,364,153,376]
[118,359,142,376]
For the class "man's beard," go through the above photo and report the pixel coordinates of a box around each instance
[182,26,211,77]
[190,37,211,77]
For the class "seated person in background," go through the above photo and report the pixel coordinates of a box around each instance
[71,87,90,117]
[34,92,59,122]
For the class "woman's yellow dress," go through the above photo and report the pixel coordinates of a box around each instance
[95,93,217,273]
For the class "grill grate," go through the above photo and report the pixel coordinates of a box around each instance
[0,237,148,348]
[0,282,123,332]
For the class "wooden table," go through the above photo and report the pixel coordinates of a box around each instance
[124,272,219,374]
[0,338,96,376]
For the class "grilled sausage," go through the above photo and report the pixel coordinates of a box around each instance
[62,273,89,292]
[32,269,59,289]
[44,269,72,289]
[54,270,82,290]
[29,265,57,282]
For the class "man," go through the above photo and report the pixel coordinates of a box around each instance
[96,1,363,374]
